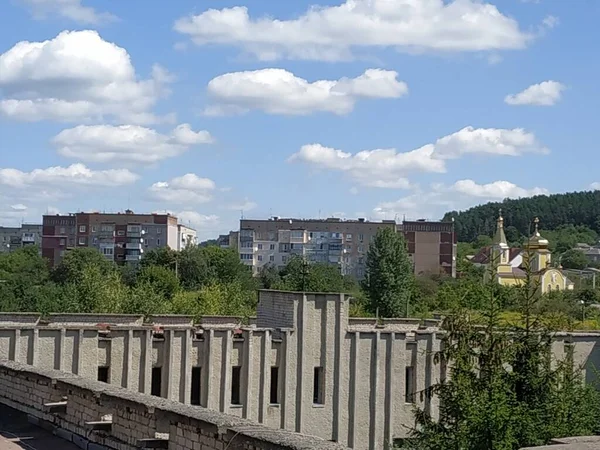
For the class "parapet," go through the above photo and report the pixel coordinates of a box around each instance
[0,360,349,450]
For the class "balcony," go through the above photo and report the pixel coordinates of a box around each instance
[125,254,142,262]
[21,233,36,243]
[125,242,143,250]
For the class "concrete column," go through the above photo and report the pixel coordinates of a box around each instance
[31,328,39,366]
[348,331,360,448]
[183,329,192,404]
[58,328,66,371]
[74,329,83,374]
[259,330,271,423]
[428,332,441,420]
[204,329,214,409]
[280,330,290,430]
[12,329,20,363]
[384,333,395,450]
[143,329,152,394]
[243,330,254,419]
[415,332,430,412]
[220,330,233,413]
[395,333,408,437]
[332,294,343,442]
[295,295,306,433]
[369,332,381,450]
[125,329,133,390]
[163,330,174,399]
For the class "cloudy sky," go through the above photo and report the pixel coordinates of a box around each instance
[1,0,598,240]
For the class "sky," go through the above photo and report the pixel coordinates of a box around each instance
[0,0,599,240]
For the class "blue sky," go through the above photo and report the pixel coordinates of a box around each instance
[0,0,599,240]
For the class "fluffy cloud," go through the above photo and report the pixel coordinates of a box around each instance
[0,30,172,124]
[289,127,547,188]
[505,80,566,106]
[224,200,257,211]
[174,0,532,61]
[205,68,407,116]
[373,179,548,220]
[590,182,600,191]
[148,174,216,204]
[0,164,138,189]
[450,179,548,198]
[19,0,116,24]
[52,124,214,164]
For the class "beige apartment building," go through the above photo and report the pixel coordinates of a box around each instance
[236,217,456,278]
[0,290,598,450]
[42,210,196,267]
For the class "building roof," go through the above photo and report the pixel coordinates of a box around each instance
[471,246,522,265]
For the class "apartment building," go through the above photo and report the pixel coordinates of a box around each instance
[237,217,457,278]
[42,210,196,267]
[0,224,42,253]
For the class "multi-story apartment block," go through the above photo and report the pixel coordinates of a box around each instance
[0,224,42,253]
[42,210,195,267]
[237,217,457,278]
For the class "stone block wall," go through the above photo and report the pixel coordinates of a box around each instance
[0,360,348,450]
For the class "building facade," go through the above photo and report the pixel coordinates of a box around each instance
[0,291,598,450]
[0,224,42,253]
[42,211,194,267]
[237,217,456,278]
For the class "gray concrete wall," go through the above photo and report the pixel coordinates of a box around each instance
[1,292,600,450]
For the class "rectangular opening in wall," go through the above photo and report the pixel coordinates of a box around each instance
[270,366,279,404]
[231,366,242,405]
[151,367,162,397]
[313,366,324,405]
[191,367,201,405]
[97,366,109,383]
[405,366,415,403]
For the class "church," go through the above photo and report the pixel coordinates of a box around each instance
[478,212,574,294]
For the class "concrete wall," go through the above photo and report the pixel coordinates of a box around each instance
[1,292,600,450]
[0,360,348,450]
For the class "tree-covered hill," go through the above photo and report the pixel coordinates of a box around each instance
[443,190,600,242]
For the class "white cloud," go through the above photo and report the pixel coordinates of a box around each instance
[590,182,600,191]
[450,179,548,198]
[174,1,532,61]
[205,68,407,116]
[373,179,548,220]
[542,15,559,29]
[0,30,172,124]
[505,80,566,106]
[148,174,216,204]
[0,164,138,189]
[289,127,547,188]
[52,124,214,164]
[19,0,116,24]
[10,204,28,211]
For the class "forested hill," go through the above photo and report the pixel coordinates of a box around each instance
[443,190,600,242]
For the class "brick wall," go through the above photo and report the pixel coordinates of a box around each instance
[0,360,348,450]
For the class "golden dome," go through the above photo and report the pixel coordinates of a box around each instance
[524,217,549,249]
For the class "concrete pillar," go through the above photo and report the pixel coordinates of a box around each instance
[242,330,254,419]
[75,329,83,374]
[295,295,306,433]
[348,331,360,448]
[384,332,395,450]
[31,328,39,366]
[163,330,174,399]
[58,328,66,371]
[259,330,271,423]
[280,330,290,430]
[12,329,20,363]
[369,332,381,450]
[204,329,215,409]
[143,329,152,394]
[220,330,233,413]
[183,329,192,404]
[125,329,133,390]
[332,294,343,442]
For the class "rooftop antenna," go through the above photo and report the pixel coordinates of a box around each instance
[241,209,244,220]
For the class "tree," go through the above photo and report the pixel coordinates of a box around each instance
[362,228,413,317]
[560,249,589,270]
[275,255,349,292]
[52,248,114,285]
[137,265,180,299]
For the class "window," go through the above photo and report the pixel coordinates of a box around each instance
[291,230,303,239]
[269,255,275,262]
[257,243,263,250]
[358,246,364,253]
[346,233,352,241]
[79,225,86,233]
[345,244,352,251]
[97,366,109,383]
[269,244,275,250]
[78,237,85,245]
[59,238,66,246]
[359,234,364,242]
[191,367,201,405]
[156,228,162,234]
[258,255,263,262]
[231,366,242,405]
[157,239,160,246]
[241,241,253,248]
[101,247,114,256]
[240,253,253,261]
[151,367,162,397]
[59,227,66,235]
[405,367,415,403]
[127,225,142,233]
[313,367,324,405]
[270,367,279,404]
[282,256,288,264]
[91,226,97,233]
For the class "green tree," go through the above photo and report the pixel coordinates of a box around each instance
[560,249,589,270]
[137,265,180,299]
[52,247,114,285]
[362,228,413,317]
[275,255,348,292]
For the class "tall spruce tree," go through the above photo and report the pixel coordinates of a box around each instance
[401,238,600,450]
[362,228,414,317]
